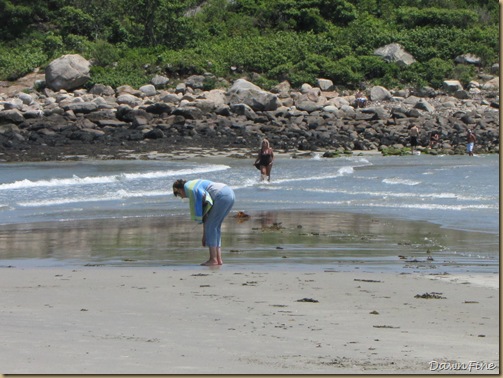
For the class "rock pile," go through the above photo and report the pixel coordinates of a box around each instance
[0,56,499,162]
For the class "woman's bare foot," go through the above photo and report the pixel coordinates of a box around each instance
[201,259,219,266]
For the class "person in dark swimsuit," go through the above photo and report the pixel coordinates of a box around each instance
[254,139,274,181]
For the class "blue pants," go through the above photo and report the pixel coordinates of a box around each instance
[204,186,235,247]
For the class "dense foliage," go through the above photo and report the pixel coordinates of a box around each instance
[0,0,499,90]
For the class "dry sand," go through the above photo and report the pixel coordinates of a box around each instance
[0,266,498,374]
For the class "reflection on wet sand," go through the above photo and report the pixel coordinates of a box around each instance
[0,210,497,272]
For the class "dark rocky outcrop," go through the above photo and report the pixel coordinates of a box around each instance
[0,73,499,162]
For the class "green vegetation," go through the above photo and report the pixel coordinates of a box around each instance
[0,0,498,90]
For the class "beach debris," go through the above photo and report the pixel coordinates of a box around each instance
[354,279,382,283]
[262,222,283,231]
[405,258,420,263]
[373,325,400,329]
[464,300,479,304]
[191,273,209,277]
[242,281,258,286]
[296,298,319,303]
[234,211,250,223]
[369,310,380,315]
[276,246,284,249]
[414,292,446,299]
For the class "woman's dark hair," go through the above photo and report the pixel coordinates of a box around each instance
[172,179,186,197]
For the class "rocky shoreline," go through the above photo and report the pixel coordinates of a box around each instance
[0,66,499,162]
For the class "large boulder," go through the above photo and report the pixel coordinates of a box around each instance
[228,79,280,111]
[370,86,392,101]
[374,43,416,67]
[443,80,463,93]
[45,54,91,91]
[455,53,482,65]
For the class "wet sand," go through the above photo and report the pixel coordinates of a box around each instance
[0,210,497,272]
[0,211,499,374]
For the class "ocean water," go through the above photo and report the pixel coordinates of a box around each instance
[0,153,498,273]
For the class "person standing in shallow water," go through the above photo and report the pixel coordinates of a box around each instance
[466,129,477,156]
[173,179,235,266]
[254,139,274,181]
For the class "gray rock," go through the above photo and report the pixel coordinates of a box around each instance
[89,84,115,96]
[151,75,170,89]
[296,100,323,112]
[228,79,280,111]
[117,94,142,107]
[45,54,91,91]
[370,86,392,101]
[62,102,98,114]
[185,75,206,90]
[455,54,482,65]
[0,109,25,124]
[317,78,334,91]
[172,106,204,120]
[374,43,416,66]
[443,80,463,93]
[139,84,157,97]
[414,99,435,113]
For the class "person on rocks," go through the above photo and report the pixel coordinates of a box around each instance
[409,124,420,154]
[173,179,235,266]
[429,131,440,149]
[355,91,367,108]
[466,129,477,156]
[254,139,274,181]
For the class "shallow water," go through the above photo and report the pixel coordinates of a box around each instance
[0,153,498,273]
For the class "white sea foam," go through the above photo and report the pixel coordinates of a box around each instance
[382,178,421,186]
[272,166,354,184]
[17,189,168,207]
[303,188,494,202]
[0,165,229,190]
[359,202,497,211]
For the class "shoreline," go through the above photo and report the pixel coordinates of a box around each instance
[1,143,497,163]
[0,267,498,374]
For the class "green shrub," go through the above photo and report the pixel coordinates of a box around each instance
[422,58,454,88]
[64,34,93,56]
[328,56,364,87]
[91,40,121,67]
[89,65,150,89]
[43,33,64,59]
[55,6,95,39]
[395,7,478,28]
[450,64,476,87]
[0,43,48,81]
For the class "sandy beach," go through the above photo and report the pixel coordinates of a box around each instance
[0,153,498,374]
[0,264,498,374]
